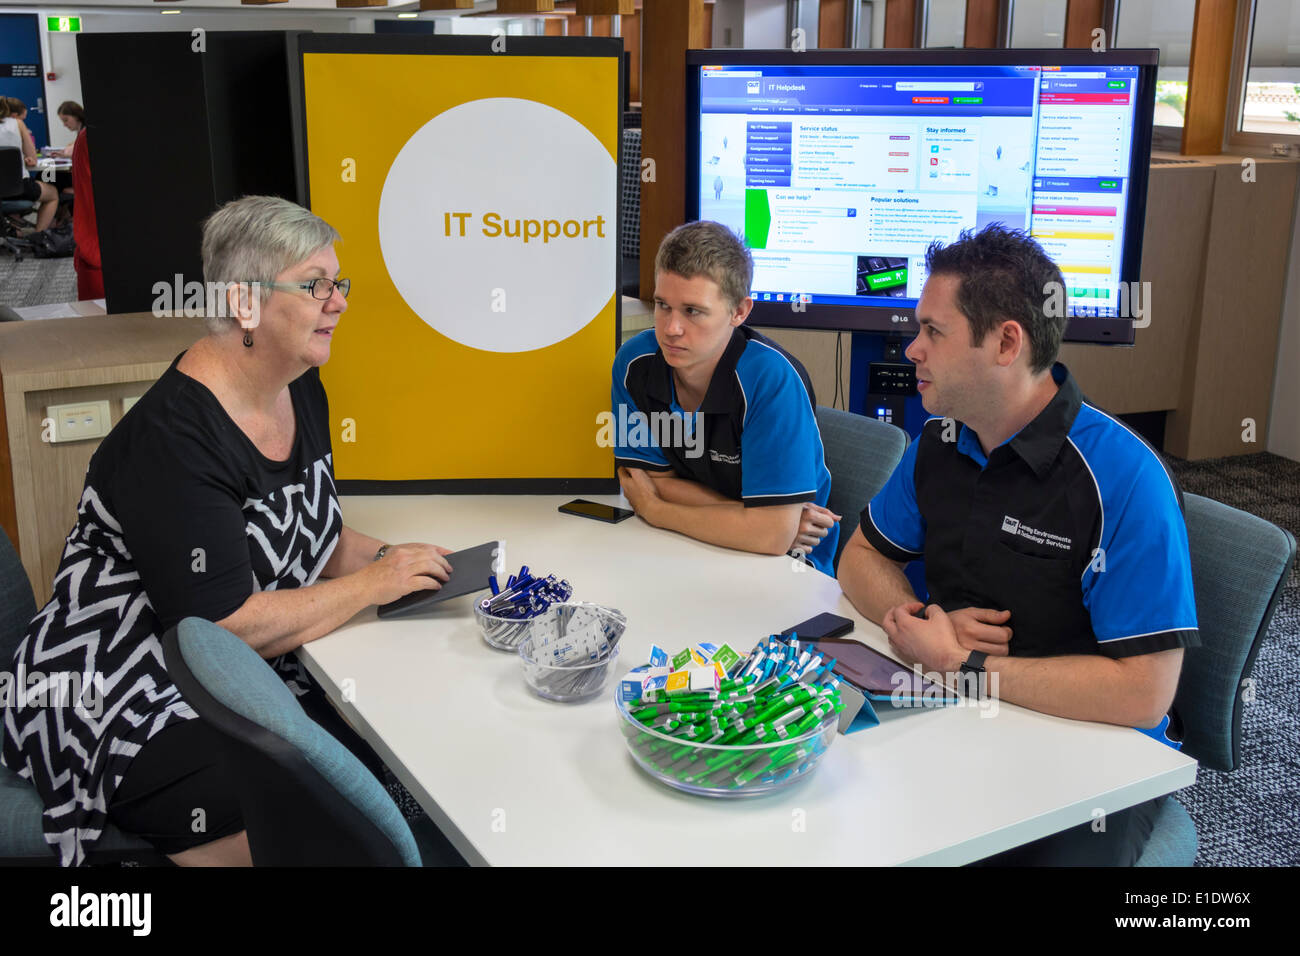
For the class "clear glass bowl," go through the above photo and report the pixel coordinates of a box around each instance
[474,602,533,652]
[614,692,838,798]
[519,635,620,702]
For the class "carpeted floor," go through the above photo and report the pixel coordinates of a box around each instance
[1167,452,1300,866]
[0,252,77,309]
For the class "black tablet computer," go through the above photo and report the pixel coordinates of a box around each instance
[811,636,958,703]
[375,540,500,619]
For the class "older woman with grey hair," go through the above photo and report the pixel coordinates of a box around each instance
[0,196,453,867]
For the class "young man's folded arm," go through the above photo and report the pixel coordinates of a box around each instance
[645,469,743,508]
[642,495,801,555]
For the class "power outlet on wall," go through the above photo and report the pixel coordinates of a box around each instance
[45,400,111,443]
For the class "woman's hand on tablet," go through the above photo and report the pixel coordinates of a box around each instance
[365,543,454,605]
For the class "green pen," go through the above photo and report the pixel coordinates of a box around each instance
[704,767,738,787]
[773,704,813,729]
[718,717,763,745]
[774,745,811,770]
[753,687,814,723]
[750,700,808,733]
[724,746,773,780]
[667,749,705,774]
[734,752,779,786]
[706,752,759,785]
[790,712,824,737]
[705,747,752,772]
[670,739,701,761]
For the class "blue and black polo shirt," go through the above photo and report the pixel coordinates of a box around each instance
[612,326,837,574]
[861,363,1199,746]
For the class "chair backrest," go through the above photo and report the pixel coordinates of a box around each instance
[815,405,908,569]
[162,618,421,866]
[619,127,641,261]
[0,525,36,668]
[1177,493,1295,772]
[0,148,26,200]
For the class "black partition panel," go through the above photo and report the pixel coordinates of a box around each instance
[203,33,300,204]
[77,31,300,314]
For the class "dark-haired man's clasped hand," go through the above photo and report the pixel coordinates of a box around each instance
[882,603,1013,674]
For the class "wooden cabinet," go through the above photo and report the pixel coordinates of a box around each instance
[0,313,207,599]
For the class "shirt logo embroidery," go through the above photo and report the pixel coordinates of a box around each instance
[709,449,740,465]
[1001,515,1072,551]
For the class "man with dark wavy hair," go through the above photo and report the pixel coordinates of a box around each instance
[838,224,1199,865]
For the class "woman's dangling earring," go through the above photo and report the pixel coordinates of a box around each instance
[243,329,253,348]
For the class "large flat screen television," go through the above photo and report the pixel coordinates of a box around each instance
[685,48,1159,345]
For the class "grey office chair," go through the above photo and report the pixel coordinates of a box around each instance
[1,147,38,260]
[0,525,161,864]
[162,617,463,866]
[814,405,909,570]
[620,127,641,297]
[1135,493,1295,866]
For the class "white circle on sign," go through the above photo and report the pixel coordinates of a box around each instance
[378,97,616,353]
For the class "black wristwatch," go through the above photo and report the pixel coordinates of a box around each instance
[960,650,987,675]
[959,650,987,698]
[373,544,389,562]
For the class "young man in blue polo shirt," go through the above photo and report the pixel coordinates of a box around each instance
[837,224,1199,865]
[612,220,840,573]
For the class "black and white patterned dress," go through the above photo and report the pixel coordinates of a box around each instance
[0,356,343,865]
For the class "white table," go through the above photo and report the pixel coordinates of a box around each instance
[296,493,1197,866]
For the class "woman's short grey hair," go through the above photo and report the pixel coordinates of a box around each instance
[200,195,340,333]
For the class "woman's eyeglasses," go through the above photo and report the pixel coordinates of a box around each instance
[259,277,351,300]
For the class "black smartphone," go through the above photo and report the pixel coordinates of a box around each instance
[781,612,854,641]
[558,499,635,524]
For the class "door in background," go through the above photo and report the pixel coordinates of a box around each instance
[0,14,49,150]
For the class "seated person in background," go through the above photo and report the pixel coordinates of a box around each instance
[0,97,58,232]
[0,195,455,866]
[55,101,86,159]
[4,97,36,155]
[613,220,840,574]
[837,224,1199,865]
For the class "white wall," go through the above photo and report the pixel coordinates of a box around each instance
[744,0,789,49]
[713,0,746,48]
[45,31,81,149]
[443,16,527,36]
